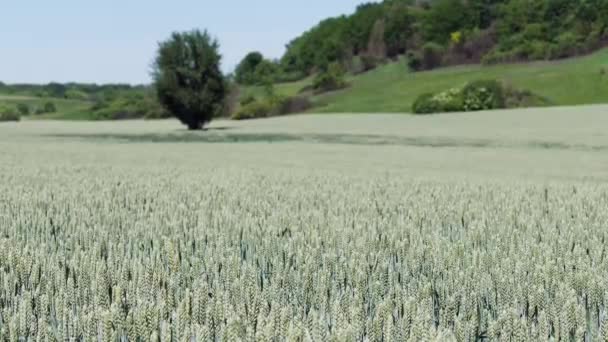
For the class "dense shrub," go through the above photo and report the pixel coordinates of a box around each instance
[408,43,445,71]
[275,96,312,115]
[461,80,505,111]
[412,93,441,114]
[312,63,347,94]
[406,51,423,71]
[153,30,226,130]
[549,32,582,59]
[64,89,89,100]
[44,102,57,113]
[234,52,264,85]
[503,84,552,108]
[232,100,274,120]
[347,56,366,75]
[232,95,312,120]
[17,104,30,116]
[0,106,20,122]
[413,87,465,114]
[360,55,381,72]
[412,80,540,114]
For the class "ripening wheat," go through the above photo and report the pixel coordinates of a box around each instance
[1,160,607,342]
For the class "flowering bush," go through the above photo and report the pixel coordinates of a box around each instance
[413,79,508,114]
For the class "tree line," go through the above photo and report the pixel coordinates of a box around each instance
[234,0,608,84]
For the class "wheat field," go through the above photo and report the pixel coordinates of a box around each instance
[1,107,608,341]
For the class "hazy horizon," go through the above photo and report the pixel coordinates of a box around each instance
[1,1,376,85]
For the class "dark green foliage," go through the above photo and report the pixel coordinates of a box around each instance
[16,104,30,116]
[217,82,241,118]
[153,29,226,130]
[234,53,288,86]
[421,42,445,70]
[412,93,441,114]
[44,102,57,113]
[312,63,347,94]
[235,52,264,85]
[253,60,280,85]
[406,51,423,71]
[383,2,414,57]
[281,3,383,75]
[361,55,381,72]
[277,0,608,77]
[421,0,470,45]
[0,105,20,122]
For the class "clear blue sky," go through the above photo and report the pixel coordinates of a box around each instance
[1,0,376,85]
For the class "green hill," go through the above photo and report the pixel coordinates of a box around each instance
[250,48,608,114]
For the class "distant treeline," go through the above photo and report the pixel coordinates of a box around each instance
[234,0,608,85]
[0,82,169,120]
[0,82,145,101]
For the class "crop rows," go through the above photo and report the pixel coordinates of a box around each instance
[1,167,608,341]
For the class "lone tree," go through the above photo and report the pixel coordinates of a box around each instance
[153,30,226,130]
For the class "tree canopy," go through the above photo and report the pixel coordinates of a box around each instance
[153,30,226,130]
[260,0,608,80]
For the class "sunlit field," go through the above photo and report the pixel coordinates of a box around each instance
[1,106,608,340]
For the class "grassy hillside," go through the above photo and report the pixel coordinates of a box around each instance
[261,48,608,113]
[0,95,91,120]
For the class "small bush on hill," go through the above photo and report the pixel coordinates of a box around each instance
[503,84,552,108]
[461,80,505,111]
[65,89,89,100]
[44,102,57,113]
[412,93,441,114]
[232,100,274,120]
[275,96,312,115]
[0,106,20,122]
[549,32,582,59]
[17,104,30,116]
[313,63,347,94]
[240,95,256,107]
[407,43,445,71]
[232,95,312,120]
[412,80,543,114]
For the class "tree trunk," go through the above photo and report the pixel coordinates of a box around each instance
[187,122,202,130]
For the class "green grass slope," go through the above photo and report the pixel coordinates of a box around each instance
[0,95,92,120]
[267,48,608,113]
